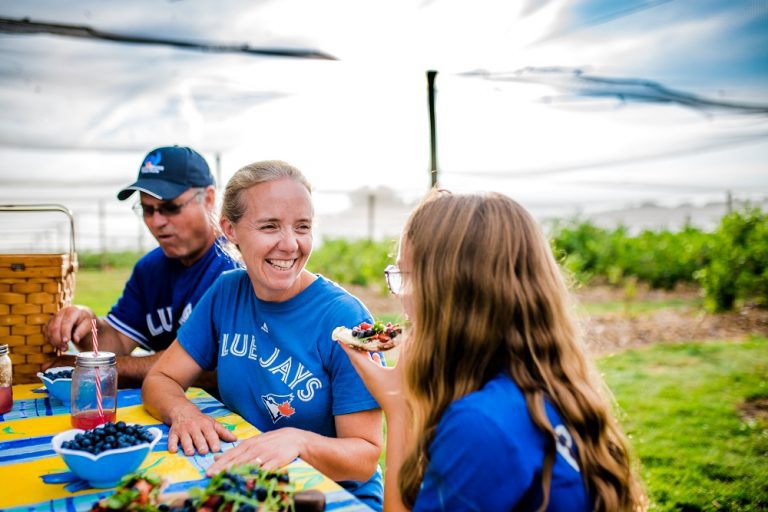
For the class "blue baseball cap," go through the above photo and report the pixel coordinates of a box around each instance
[117,146,214,201]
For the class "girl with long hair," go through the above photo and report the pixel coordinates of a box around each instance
[341,189,646,511]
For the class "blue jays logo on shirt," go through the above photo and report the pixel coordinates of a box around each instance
[261,393,296,423]
[141,151,165,174]
[555,424,580,472]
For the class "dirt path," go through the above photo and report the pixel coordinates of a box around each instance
[579,306,768,355]
[346,284,768,356]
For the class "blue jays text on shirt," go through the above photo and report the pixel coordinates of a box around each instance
[219,331,322,403]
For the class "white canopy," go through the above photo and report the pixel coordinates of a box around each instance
[0,1,766,251]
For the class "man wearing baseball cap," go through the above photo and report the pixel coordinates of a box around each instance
[44,146,239,387]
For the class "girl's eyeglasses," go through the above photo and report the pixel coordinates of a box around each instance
[384,264,406,295]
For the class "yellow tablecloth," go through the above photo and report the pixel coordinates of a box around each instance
[0,384,369,511]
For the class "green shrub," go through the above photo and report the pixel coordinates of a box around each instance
[697,208,768,312]
[308,238,398,293]
[622,226,711,290]
[550,219,611,283]
[550,221,710,289]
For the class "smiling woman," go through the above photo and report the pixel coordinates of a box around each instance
[220,170,315,302]
[142,160,386,511]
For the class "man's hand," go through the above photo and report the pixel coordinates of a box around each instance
[44,305,96,351]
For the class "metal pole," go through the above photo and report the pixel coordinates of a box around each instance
[98,200,107,268]
[367,191,375,241]
[427,70,438,188]
[215,152,222,188]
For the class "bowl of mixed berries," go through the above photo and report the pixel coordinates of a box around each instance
[51,421,162,488]
[37,366,74,402]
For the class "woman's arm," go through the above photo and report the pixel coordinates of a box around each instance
[206,408,382,481]
[298,408,383,481]
[142,340,236,455]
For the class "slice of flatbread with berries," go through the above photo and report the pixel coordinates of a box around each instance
[332,320,403,352]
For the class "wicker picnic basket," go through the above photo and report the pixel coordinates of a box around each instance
[0,204,78,384]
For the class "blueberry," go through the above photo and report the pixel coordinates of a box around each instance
[255,486,268,501]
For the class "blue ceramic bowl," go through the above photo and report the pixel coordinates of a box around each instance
[37,367,74,403]
[51,426,162,488]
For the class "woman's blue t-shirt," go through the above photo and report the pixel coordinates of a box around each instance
[178,270,383,509]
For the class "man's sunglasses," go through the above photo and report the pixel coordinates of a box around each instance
[132,192,202,217]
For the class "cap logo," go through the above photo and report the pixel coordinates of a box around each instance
[141,151,165,174]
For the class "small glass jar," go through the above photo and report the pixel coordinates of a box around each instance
[71,351,117,429]
[0,344,12,414]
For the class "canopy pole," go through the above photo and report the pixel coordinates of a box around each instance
[427,70,438,189]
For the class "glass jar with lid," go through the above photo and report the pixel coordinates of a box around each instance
[71,351,117,429]
[0,344,12,414]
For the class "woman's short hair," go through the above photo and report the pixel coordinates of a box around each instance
[218,160,312,264]
[221,160,312,225]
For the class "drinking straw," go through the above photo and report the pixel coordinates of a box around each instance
[91,318,104,421]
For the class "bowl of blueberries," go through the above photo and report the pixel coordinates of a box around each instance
[51,421,162,488]
[37,367,74,402]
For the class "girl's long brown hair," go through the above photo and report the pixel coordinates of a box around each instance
[398,190,646,511]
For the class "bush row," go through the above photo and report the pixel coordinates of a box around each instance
[550,207,767,312]
[79,207,767,312]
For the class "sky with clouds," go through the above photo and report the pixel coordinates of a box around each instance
[0,0,766,249]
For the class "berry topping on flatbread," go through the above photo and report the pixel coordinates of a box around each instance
[332,320,402,352]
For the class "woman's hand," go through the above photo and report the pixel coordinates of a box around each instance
[338,342,405,415]
[167,404,237,456]
[206,427,306,476]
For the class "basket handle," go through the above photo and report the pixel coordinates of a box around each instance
[0,204,77,264]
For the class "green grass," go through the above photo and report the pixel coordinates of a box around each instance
[600,337,768,511]
[74,268,131,316]
[577,296,704,315]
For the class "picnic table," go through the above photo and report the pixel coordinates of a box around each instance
[0,383,371,511]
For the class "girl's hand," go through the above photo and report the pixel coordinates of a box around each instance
[338,342,405,414]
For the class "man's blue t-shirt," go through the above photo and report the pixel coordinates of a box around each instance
[106,243,238,352]
[413,373,592,512]
[177,270,383,510]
